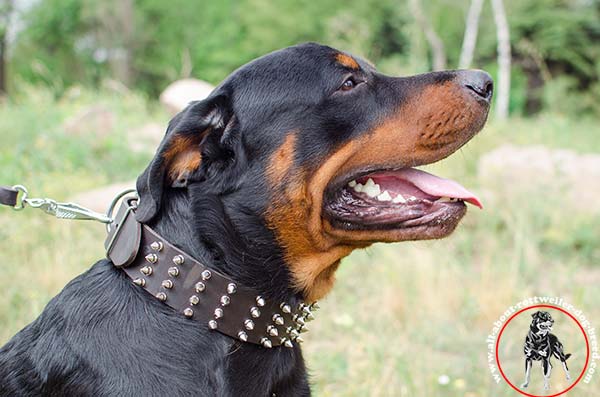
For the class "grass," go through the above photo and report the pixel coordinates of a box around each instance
[1,88,599,396]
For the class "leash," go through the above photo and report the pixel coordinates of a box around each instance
[0,184,315,348]
[1,185,115,225]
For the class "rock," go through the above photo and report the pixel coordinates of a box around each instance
[70,182,136,214]
[478,144,600,214]
[128,122,165,153]
[63,105,116,137]
[159,78,215,115]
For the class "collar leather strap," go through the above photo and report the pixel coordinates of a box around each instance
[104,197,315,348]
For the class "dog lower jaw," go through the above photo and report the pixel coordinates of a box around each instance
[323,201,467,243]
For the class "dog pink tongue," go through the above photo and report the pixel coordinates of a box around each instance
[397,168,483,209]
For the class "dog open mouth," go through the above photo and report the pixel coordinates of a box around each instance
[323,166,481,231]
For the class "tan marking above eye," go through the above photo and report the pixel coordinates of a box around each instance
[335,53,360,70]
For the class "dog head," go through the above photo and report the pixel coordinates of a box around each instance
[135,43,492,301]
[531,311,554,335]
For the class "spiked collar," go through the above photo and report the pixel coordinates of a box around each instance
[104,195,317,348]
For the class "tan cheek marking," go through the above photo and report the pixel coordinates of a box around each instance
[335,53,360,70]
[267,137,369,301]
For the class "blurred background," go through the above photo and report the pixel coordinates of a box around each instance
[0,0,599,396]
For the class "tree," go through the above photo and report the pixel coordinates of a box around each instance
[0,0,13,96]
[491,0,511,120]
[458,0,484,69]
[409,0,446,71]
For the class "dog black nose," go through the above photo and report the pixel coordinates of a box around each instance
[460,70,493,102]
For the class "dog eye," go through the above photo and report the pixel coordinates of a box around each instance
[340,77,356,91]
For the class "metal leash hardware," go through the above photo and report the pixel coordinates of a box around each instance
[10,184,136,226]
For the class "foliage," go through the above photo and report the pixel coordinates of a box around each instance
[6,0,600,113]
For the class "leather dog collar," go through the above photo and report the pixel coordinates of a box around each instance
[104,196,316,348]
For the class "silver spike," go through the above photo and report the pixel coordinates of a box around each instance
[238,331,248,342]
[280,303,292,314]
[195,282,206,293]
[227,283,237,294]
[293,314,306,326]
[168,266,180,277]
[145,253,158,263]
[220,295,230,306]
[304,312,315,321]
[260,338,273,348]
[281,337,294,348]
[150,241,163,251]
[189,295,199,305]
[172,255,185,265]
[267,325,279,337]
[133,278,145,287]
[140,266,153,276]
[256,296,265,307]
[298,325,309,333]
[310,301,320,310]
[289,329,300,338]
[183,308,193,318]
[250,307,261,318]
[293,336,304,344]
[201,270,212,280]
[156,292,167,302]
[298,303,308,311]
[161,280,173,289]
[208,320,218,330]
[214,308,224,319]
[244,319,255,330]
[302,306,312,315]
[273,314,285,326]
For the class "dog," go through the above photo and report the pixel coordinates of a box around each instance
[521,311,572,390]
[0,43,492,396]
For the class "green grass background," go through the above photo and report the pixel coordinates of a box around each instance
[1,88,599,396]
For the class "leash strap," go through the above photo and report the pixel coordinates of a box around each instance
[0,186,19,207]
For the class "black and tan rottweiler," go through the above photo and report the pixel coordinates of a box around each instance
[0,43,492,396]
[521,311,572,390]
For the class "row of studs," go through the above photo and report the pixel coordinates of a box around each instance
[133,241,319,348]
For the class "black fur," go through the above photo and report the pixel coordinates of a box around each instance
[0,42,489,396]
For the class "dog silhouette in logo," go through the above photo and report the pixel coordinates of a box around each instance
[521,311,572,390]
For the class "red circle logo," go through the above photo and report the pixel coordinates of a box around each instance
[495,304,590,396]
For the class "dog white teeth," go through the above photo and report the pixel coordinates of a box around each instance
[437,197,452,202]
[365,178,375,188]
[407,196,418,202]
[353,183,364,193]
[376,191,392,201]
[348,180,357,188]
[392,194,406,204]
[363,184,381,198]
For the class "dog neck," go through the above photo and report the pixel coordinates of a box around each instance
[148,189,299,303]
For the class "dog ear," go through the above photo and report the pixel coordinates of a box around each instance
[531,311,540,318]
[135,93,234,223]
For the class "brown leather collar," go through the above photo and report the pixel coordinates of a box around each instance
[104,196,316,348]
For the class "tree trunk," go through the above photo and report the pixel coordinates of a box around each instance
[409,0,446,71]
[0,30,6,97]
[0,0,12,97]
[491,0,511,120]
[458,0,484,69]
